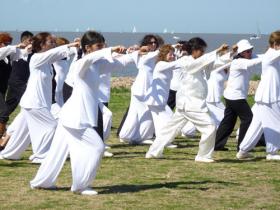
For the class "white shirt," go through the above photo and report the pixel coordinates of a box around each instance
[255,48,280,103]
[0,45,28,63]
[53,59,71,92]
[131,50,158,100]
[176,51,221,112]
[206,64,229,103]
[20,45,75,109]
[223,56,262,100]
[59,49,138,129]
[145,58,184,106]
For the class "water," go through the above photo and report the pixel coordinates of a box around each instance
[7,31,269,77]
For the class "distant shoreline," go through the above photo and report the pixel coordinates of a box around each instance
[111,76,260,95]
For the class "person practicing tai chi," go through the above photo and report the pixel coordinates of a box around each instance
[146,37,229,162]
[214,39,262,151]
[237,31,280,160]
[30,31,140,195]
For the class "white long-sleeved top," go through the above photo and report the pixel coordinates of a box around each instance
[176,50,221,112]
[19,45,76,109]
[53,59,71,92]
[223,56,262,100]
[255,48,280,103]
[0,45,29,62]
[131,50,159,100]
[59,49,138,129]
[144,57,185,106]
[206,64,229,103]
[65,51,138,103]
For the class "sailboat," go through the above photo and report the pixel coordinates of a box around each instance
[250,23,261,40]
[132,26,137,33]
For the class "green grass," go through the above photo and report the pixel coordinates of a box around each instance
[1,89,279,210]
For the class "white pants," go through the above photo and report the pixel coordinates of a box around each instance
[100,103,112,141]
[0,108,57,162]
[240,102,280,154]
[55,90,64,107]
[30,123,105,192]
[180,102,224,137]
[147,108,216,159]
[0,111,30,159]
[207,101,225,127]
[148,105,173,137]
[119,95,154,143]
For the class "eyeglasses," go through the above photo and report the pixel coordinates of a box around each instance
[148,41,157,45]
[244,49,253,54]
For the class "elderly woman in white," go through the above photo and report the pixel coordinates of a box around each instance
[146,37,228,162]
[237,31,280,160]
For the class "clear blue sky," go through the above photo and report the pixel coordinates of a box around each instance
[1,0,279,34]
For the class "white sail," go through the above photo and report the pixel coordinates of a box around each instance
[132,26,137,33]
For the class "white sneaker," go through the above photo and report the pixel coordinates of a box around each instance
[104,144,111,149]
[0,154,4,160]
[141,139,154,145]
[266,154,280,160]
[195,156,215,163]
[166,143,177,149]
[31,158,43,164]
[236,151,253,159]
[80,188,98,196]
[145,153,163,159]
[103,151,114,157]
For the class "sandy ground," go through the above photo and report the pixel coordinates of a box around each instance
[111,77,260,95]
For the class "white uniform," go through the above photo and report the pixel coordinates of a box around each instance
[145,58,185,137]
[53,59,71,106]
[146,50,220,159]
[119,51,158,143]
[240,48,280,154]
[0,45,75,163]
[30,48,137,192]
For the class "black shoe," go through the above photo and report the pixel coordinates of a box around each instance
[214,147,229,151]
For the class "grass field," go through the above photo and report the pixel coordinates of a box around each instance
[0,88,280,210]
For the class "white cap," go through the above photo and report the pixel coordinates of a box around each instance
[237,39,254,54]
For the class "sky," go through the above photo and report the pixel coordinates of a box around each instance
[0,0,279,34]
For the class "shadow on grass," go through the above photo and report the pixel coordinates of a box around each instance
[95,180,240,194]
[0,160,32,168]
[217,156,265,163]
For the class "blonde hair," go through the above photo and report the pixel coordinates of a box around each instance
[157,44,174,63]
[269,31,280,47]
[56,37,69,46]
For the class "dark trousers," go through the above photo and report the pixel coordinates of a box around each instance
[167,89,176,110]
[215,98,253,151]
[117,106,130,137]
[0,92,7,123]
[3,84,26,119]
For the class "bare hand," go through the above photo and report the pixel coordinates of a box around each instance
[231,44,238,53]
[112,45,127,54]
[69,41,80,48]
[16,43,26,49]
[217,44,229,54]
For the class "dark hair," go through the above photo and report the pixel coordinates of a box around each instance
[81,31,105,53]
[177,40,189,53]
[140,34,159,48]
[31,32,51,53]
[155,35,165,47]
[185,37,207,55]
[20,31,33,42]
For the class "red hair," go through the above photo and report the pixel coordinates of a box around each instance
[0,33,13,44]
